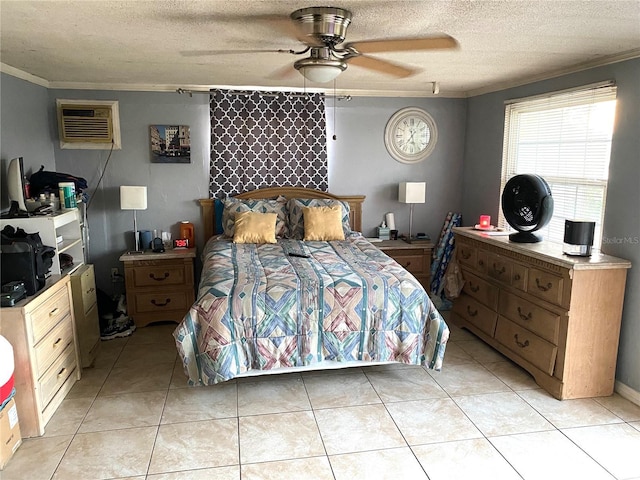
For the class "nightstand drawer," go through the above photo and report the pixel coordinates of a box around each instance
[389,253,426,275]
[31,286,71,344]
[131,290,191,314]
[34,316,74,376]
[132,261,189,287]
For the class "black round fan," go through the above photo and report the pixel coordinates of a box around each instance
[501,174,554,243]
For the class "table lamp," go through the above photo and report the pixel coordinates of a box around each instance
[120,186,147,253]
[398,182,426,241]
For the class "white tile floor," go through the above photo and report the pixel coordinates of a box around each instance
[3,318,640,480]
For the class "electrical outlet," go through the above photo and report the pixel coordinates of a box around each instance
[111,268,119,282]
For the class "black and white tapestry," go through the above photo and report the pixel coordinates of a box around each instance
[209,89,328,198]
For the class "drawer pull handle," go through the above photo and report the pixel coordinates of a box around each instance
[151,298,171,307]
[514,274,521,281]
[404,261,411,267]
[466,305,478,317]
[49,307,59,316]
[461,251,471,260]
[86,287,95,294]
[514,334,530,348]
[53,337,63,347]
[469,283,480,293]
[517,307,532,321]
[535,278,553,292]
[57,367,67,378]
[493,264,506,275]
[150,272,170,281]
[478,260,484,266]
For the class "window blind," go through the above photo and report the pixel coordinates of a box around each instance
[499,82,617,248]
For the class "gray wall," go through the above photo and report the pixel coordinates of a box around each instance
[462,58,640,393]
[0,74,56,210]
[48,90,211,293]
[328,96,466,239]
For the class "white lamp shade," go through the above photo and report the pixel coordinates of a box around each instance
[299,65,343,83]
[120,186,147,210]
[398,182,426,204]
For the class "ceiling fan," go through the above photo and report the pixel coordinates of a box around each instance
[182,6,458,83]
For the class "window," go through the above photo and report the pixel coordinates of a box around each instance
[500,82,617,248]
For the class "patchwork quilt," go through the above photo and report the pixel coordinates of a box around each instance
[174,235,449,385]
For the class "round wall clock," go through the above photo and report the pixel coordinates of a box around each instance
[384,107,438,164]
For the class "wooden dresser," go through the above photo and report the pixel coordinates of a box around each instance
[70,264,100,367]
[120,249,196,327]
[376,239,433,291]
[451,227,630,400]
[0,275,81,437]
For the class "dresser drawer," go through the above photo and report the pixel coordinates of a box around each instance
[30,285,71,344]
[462,270,499,310]
[457,242,477,269]
[498,291,560,344]
[495,317,558,376]
[34,316,74,376]
[528,268,565,306]
[512,263,528,291]
[452,293,498,337]
[131,290,190,314]
[132,261,189,288]
[38,343,76,408]
[75,264,97,313]
[486,253,512,284]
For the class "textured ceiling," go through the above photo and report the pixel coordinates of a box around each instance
[1,0,639,97]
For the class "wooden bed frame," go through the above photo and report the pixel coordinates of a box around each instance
[199,187,365,240]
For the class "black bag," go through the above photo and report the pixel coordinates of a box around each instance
[1,225,56,295]
[29,165,88,197]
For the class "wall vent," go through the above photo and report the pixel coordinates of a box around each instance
[56,99,121,149]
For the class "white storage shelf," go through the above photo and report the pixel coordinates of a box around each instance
[0,209,84,275]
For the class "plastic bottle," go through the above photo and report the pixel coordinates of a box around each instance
[179,221,195,248]
[49,193,59,211]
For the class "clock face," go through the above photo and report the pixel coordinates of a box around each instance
[384,107,438,164]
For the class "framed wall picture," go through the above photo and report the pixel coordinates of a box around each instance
[150,125,191,163]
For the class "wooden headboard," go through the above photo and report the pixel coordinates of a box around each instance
[199,187,365,240]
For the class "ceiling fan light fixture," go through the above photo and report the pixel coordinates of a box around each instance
[294,57,347,83]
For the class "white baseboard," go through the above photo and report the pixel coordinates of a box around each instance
[615,380,640,407]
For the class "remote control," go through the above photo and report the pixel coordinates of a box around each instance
[288,252,310,258]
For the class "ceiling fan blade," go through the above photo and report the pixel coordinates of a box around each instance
[345,35,458,54]
[347,55,417,78]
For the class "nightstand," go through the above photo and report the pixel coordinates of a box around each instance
[376,239,433,291]
[119,249,196,327]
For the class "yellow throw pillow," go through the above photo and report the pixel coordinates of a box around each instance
[303,206,345,241]
[233,211,277,244]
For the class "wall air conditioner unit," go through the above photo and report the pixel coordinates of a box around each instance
[57,99,121,149]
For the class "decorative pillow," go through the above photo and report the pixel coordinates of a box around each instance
[222,196,288,238]
[303,206,345,241]
[233,211,277,244]
[287,198,351,239]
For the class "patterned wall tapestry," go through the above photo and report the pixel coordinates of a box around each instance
[209,89,328,198]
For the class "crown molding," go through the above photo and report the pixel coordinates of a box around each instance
[0,63,49,87]
[466,48,640,98]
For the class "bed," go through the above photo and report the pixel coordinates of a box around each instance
[173,187,449,385]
